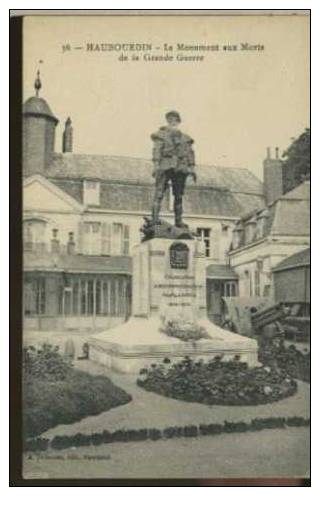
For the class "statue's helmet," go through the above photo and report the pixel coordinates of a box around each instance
[165,110,181,123]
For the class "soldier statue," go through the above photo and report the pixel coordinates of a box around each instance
[151,111,197,228]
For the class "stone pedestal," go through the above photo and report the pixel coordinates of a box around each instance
[89,238,258,373]
[132,238,207,321]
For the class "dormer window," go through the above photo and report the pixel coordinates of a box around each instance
[256,208,270,239]
[83,180,100,206]
[245,217,257,243]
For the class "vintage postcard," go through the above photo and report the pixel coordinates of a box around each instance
[15,10,310,483]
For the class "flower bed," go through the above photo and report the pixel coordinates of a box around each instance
[23,344,132,438]
[137,356,297,405]
[258,338,310,383]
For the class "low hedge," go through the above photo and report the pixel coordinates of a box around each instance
[24,416,310,452]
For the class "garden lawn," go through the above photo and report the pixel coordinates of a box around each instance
[23,368,132,439]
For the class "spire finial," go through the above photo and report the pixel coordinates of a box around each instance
[34,69,42,97]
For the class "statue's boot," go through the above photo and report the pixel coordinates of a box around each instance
[152,199,162,225]
[174,198,187,228]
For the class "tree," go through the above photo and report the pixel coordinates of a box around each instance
[282,128,310,193]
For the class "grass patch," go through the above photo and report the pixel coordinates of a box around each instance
[23,344,132,439]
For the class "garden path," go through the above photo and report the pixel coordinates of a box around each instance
[24,427,310,479]
[41,360,310,439]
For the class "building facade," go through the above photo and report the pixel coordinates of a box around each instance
[273,248,310,314]
[25,75,293,331]
[228,179,310,301]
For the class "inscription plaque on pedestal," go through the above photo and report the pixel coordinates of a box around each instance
[169,242,189,269]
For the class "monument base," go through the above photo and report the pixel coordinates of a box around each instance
[88,237,259,374]
[88,316,259,374]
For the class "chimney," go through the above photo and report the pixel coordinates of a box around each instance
[62,117,73,153]
[263,147,284,205]
[67,232,76,255]
[51,228,60,254]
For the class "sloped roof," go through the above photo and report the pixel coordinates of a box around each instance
[23,96,58,123]
[281,181,310,200]
[42,153,264,218]
[51,177,264,217]
[46,153,263,195]
[273,248,310,272]
[271,198,310,236]
[24,252,132,274]
[206,264,238,279]
[229,181,310,254]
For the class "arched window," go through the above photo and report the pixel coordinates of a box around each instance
[23,219,47,252]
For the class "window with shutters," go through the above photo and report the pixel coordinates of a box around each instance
[196,228,211,257]
[123,224,130,255]
[101,223,111,255]
[254,270,261,296]
[112,223,130,255]
[24,278,46,315]
[23,219,47,252]
[82,222,101,255]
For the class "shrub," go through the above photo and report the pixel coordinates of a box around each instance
[70,432,92,447]
[251,417,287,431]
[101,430,112,444]
[183,425,198,437]
[258,338,310,383]
[163,426,183,438]
[286,416,310,427]
[111,430,127,443]
[91,432,105,446]
[24,437,49,452]
[126,429,149,442]
[148,428,162,441]
[51,435,74,450]
[223,421,249,433]
[23,344,72,381]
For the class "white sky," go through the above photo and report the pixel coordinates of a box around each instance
[23,14,310,180]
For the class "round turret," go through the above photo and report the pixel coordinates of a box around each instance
[23,70,59,176]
